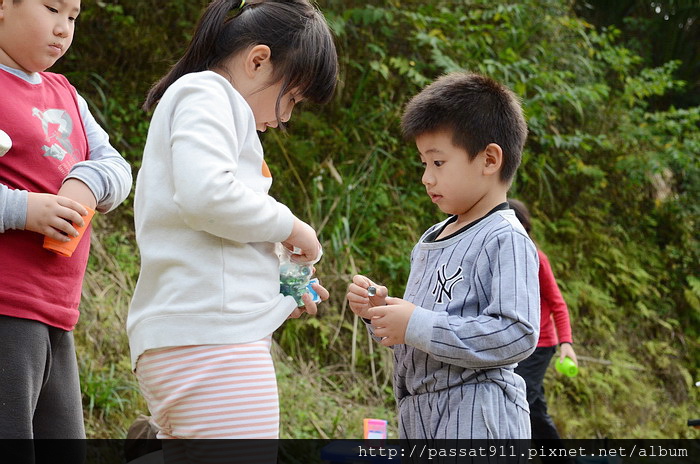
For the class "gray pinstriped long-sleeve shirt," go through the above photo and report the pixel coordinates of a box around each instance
[394,206,540,413]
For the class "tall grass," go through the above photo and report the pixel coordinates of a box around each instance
[77,215,146,438]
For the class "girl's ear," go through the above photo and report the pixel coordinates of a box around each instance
[482,143,503,176]
[244,44,272,78]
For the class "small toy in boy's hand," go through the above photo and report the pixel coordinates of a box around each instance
[367,286,377,297]
[0,130,11,157]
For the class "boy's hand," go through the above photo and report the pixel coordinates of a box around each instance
[25,192,88,241]
[283,218,321,263]
[288,278,330,319]
[368,297,416,346]
[57,178,97,210]
[346,274,388,319]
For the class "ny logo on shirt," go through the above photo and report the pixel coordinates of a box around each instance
[432,263,464,304]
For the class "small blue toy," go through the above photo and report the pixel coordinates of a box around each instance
[306,278,321,303]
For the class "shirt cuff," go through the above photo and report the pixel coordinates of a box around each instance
[404,306,435,352]
[1,188,27,231]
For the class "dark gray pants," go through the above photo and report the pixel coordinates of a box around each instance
[0,316,85,462]
[515,345,574,464]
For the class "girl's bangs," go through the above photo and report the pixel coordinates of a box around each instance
[287,32,337,105]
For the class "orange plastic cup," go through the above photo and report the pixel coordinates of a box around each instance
[43,206,95,257]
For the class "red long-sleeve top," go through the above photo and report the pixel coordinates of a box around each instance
[537,249,573,347]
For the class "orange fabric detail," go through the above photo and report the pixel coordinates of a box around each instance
[261,160,272,178]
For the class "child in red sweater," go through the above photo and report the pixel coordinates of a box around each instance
[509,199,579,462]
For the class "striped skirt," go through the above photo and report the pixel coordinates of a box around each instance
[135,337,279,440]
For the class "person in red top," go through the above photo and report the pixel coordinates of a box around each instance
[509,199,578,463]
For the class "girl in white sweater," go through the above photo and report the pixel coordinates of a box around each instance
[127,0,338,443]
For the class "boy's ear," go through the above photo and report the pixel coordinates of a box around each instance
[482,143,503,176]
[244,44,272,78]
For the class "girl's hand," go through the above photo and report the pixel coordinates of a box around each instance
[282,218,321,263]
[25,192,88,241]
[559,342,578,365]
[368,297,416,347]
[288,279,330,319]
[346,274,388,319]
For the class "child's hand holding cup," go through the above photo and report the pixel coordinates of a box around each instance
[43,206,95,257]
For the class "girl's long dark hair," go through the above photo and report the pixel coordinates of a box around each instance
[143,0,338,121]
[507,198,532,235]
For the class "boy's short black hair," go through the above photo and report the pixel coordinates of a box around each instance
[401,72,528,183]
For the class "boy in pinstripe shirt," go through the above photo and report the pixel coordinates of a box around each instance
[347,72,540,439]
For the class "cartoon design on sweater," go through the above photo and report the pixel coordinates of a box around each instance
[432,263,464,303]
[32,108,75,161]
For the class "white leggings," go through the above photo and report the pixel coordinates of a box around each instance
[135,337,279,440]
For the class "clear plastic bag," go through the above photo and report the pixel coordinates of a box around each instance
[277,244,322,306]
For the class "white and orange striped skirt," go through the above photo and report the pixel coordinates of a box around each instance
[135,336,279,440]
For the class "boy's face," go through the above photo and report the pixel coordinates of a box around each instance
[0,0,80,73]
[416,129,493,220]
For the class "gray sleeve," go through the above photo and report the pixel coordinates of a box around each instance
[363,318,384,344]
[0,184,28,232]
[63,93,132,213]
[405,232,540,369]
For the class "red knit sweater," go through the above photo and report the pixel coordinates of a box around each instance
[537,249,573,347]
